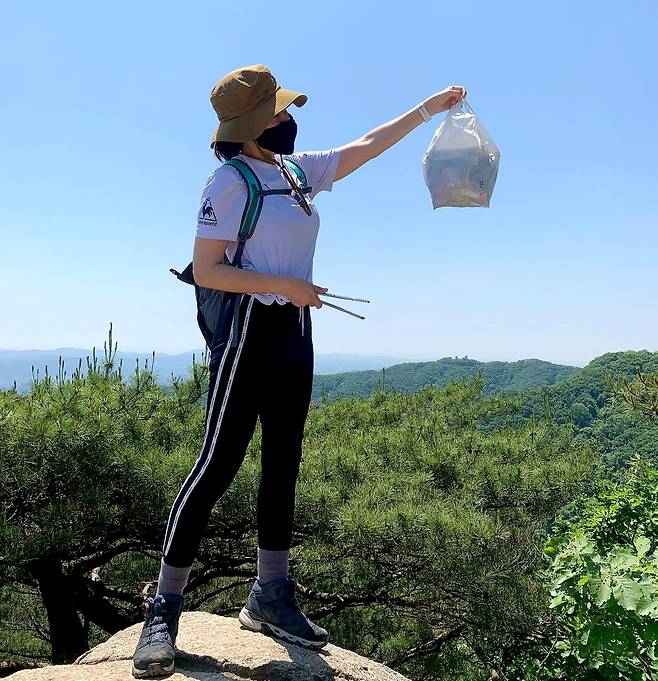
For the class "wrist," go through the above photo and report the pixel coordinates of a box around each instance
[274,275,292,297]
[416,101,433,122]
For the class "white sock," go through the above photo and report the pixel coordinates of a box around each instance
[156,557,192,596]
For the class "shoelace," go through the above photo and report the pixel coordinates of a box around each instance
[146,621,171,646]
[142,598,175,646]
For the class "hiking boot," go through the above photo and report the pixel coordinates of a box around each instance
[131,593,185,678]
[238,576,328,648]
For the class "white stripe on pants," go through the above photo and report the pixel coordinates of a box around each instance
[162,294,254,557]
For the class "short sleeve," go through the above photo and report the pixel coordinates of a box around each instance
[195,165,246,241]
[290,149,341,201]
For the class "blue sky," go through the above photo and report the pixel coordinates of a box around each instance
[1,0,656,366]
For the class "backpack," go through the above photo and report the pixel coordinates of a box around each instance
[170,155,310,349]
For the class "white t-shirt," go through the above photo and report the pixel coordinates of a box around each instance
[195,149,341,305]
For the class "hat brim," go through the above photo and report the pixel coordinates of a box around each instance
[211,87,307,145]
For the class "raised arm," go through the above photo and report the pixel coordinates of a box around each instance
[332,85,467,181]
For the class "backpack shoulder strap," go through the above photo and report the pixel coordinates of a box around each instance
[169,156,289,285]
[223,158,263,241]
[282,156,308,188]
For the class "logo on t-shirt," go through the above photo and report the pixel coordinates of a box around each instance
[198,197,217,226]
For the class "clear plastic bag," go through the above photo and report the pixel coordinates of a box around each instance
[422,99,500,208]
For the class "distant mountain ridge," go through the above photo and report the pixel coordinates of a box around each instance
[0,348,577,400]
[311,357,578,402]
[0,348,414,393]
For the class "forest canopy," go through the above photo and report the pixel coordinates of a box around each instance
[1,339,657,680]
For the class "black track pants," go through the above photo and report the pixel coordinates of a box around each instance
[162,293,313,568]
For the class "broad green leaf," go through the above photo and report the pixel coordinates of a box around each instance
[550,593,567,609]
[612,575,644,611]
[636,585,658,617]
[555,570,577,587]
[635,535,651,557]
[609,549,640,571]
[595,579,612,606]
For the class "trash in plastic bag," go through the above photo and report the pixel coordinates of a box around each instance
[422,99,500,208]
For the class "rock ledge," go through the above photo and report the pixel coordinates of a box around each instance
[8,611,410,680]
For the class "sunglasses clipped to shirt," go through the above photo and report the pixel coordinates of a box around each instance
[274,154,372,318]
[271,153,313,215]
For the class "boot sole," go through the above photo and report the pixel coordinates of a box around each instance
[238,607,328,649]
[131,659,175,678]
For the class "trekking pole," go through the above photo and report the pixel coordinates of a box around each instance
[320,292,371,304]
[320,300,366,320]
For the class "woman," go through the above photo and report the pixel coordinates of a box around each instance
[132,63,466,678]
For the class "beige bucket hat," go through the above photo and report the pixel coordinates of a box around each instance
[209,64,307,146]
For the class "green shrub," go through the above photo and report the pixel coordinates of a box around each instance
[535,457,658,680]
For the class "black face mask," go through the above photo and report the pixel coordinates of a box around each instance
[256,114,297,154]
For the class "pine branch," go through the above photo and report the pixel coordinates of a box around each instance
[386,625,466,667]
[72,578,134,634]
[80,575,142,605]
[0,649,49,661]
[185,577,255,610]
[63,540,143,575]
[184,568,257,594]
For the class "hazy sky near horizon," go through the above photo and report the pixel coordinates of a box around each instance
[1,1,656,367]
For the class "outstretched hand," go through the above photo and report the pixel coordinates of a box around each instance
[423,86,468,117]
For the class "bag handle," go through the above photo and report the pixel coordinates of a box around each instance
[450,97,474,115]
